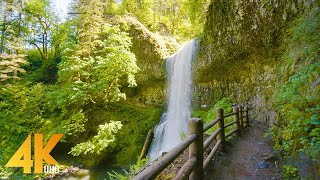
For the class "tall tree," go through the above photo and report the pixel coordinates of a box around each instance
[58,0,138,105]
[0,39,27,82]
[25,0,58,61]
[77,0,105,57]
[0,0,28,83]
[0,1,7,53]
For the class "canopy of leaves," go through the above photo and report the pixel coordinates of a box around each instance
[104,0,209,41]
[58,24,138,105]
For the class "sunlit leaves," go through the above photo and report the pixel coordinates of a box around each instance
[59,24,138,104]
[69,121,123,156]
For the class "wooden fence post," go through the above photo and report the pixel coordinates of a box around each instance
[189,118,204,180]
[239,105,244,128]
[245,106,250,127]
[233,105,241,136]
[217,108,226,151]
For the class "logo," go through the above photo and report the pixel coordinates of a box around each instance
[5,134,63,174]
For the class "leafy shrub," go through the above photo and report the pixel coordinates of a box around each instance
[70,121,123,156]
[283,165,298,179]
[0,83,49,179]
[193,97,234,135]
[272,9,320,162]
[108,158,149,180]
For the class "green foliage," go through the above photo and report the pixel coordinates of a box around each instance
[44,20,141,163]
[208,98,234,135]
[0,83,50,178]
[0,83,47,145]
[53,4,140,159]
[24,49,60,84]
[1,0,63,84]
[108,158,149,180]
[70,121,123,156]
[272,9,320,162]
[59,23,138,105]
[0,41,28,82]
[24,49,42,72]
[0,1,28,83]
[283,165,298,179]
[1,0,149,176]
[105,0,208,41]
[193,97,233,135]
[205,97,233,122]
[24,0,59,62]
[102,103,161,165]
[47,22,140,147]
[0,0,210,178]
[273,62,320,160]
[4,0,319,179]
[180,131,187,140]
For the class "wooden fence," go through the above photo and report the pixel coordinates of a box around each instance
[133,105,250,180]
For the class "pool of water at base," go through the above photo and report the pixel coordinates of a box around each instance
[57,165,126,180]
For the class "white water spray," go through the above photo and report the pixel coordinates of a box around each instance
[148,39,198,161]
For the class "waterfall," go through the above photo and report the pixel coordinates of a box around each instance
[148,39,198,161]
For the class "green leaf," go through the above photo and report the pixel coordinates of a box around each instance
[311,114,320,125]
[309,128,319,137]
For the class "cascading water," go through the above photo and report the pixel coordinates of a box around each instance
[148,39,198,161]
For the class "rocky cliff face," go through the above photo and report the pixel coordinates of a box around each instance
[194,0,307,123]
[109,16,180,105]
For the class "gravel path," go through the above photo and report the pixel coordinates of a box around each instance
[204,121,283,180]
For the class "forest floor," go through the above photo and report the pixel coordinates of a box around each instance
[204,121,283,180]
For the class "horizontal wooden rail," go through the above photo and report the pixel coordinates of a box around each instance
[225,129,237,139]
[203,139,221,169]
[224,112,235,118]
[203,117,220,132]
[174,156,197,180]
[132,134,197,180]
[133,104,251,180]
[225,121,236,128]
[204,128,221,150]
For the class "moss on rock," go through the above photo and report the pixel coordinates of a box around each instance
[109,16,179,105]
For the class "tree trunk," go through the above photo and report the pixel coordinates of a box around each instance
[0,9,7,53]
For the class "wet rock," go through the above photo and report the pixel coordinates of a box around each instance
[74,169,90,177]
[205,148,212,154]
[264,151,278,162]
[61,168,69,177]
[72,167,80,172]
[257,160,272,169]
[250,156,256,161]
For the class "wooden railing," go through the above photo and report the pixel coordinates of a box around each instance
[133,105,250,180]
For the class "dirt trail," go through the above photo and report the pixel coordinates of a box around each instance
[204,121,283,180]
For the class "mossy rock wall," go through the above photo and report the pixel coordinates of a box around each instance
[194,0,307,110]
[110,16,179,105]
